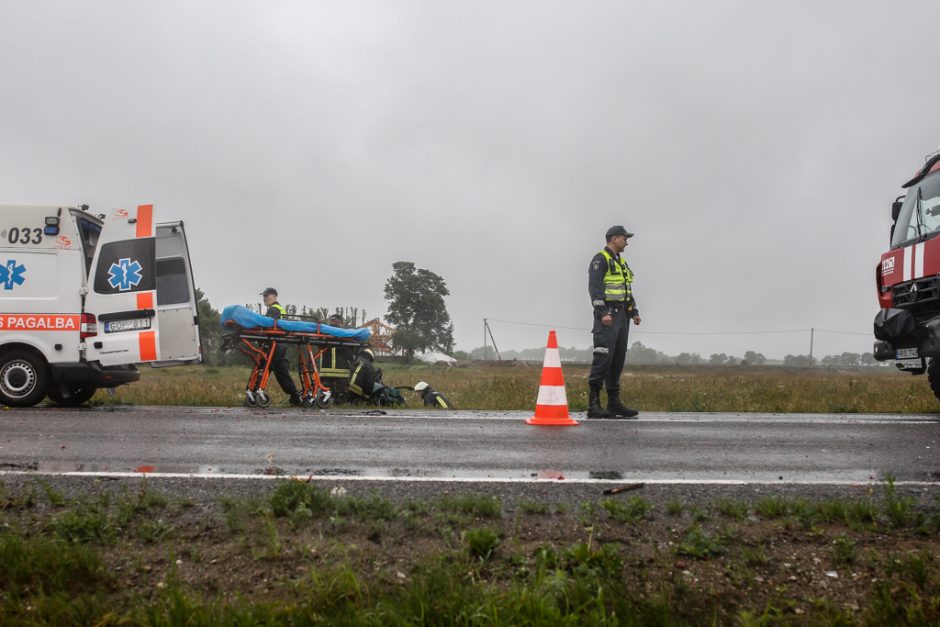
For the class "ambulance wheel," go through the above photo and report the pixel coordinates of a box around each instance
[47,386,98,407]
[256,390,272,408]
[0,350,50,408]
[927,358,940,404]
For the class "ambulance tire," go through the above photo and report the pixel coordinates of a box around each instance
[927,358,940,404]
[47,386,98,407]
[0,350,50,408]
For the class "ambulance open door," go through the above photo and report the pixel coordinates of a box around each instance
[151,221,201,366]
[84,204,163,367]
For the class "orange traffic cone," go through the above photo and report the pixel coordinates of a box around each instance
[526,330,579,426]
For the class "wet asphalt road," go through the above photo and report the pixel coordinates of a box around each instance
[1,406,939,485]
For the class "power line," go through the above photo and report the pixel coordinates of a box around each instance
[485,318,871,337]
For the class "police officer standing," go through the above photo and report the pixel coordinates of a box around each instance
[261,287,302,406]
[587,226,641,419]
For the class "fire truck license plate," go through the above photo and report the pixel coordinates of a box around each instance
[105,318,152,333]
[896,347,919,359]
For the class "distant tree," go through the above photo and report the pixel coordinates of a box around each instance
[709,353,729,366]
[783,354,817,367]
[627,342,666,364]
[860,352,875,367]
[195,288,241,366]
[195,288,222,365]
[743,351,766,366]
[839,352,861,367]
[675,352,704,365]
[384,261,455,357]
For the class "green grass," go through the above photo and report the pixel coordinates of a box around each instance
[80,362,940,413]
[3,478,940,624]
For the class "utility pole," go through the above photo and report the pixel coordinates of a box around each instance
[809,327,814,368]
[483,318,487,361]
[484,319,502,361]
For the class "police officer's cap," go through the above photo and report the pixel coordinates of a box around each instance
[328,313,343,323]
[260,287,278,297]
[605,225,634,240]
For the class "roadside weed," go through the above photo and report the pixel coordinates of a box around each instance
[713,499,748,521]
[465,527,500,561]
[831,535,857,565]
[676,525,725,559]
[438,495,502,519]
[270,481,331,519]
[601,496,652,524]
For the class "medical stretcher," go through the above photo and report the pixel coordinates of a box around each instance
[221,305,371,408]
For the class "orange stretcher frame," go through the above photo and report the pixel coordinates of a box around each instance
[223,320,367,408]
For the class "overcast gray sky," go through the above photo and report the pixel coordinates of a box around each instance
[2,1,938,358]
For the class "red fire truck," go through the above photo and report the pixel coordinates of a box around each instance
[874,150,940,399]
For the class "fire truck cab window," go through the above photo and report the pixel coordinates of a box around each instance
[892,172,940,248]
[156,257,190,306]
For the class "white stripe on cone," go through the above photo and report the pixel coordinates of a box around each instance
[536,385,568,406]
[542,348,562,368]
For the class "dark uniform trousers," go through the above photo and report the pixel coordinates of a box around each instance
[270,342,298,396]
[588,304,631,395]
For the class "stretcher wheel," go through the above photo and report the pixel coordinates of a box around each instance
[315,390,333,409]
[244,390,258,407]
[302,394,317,408]
[256,390,272,408]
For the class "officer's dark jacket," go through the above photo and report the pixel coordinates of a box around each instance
[588,247,639,319]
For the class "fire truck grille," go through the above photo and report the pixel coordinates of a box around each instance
[893,276,940,323]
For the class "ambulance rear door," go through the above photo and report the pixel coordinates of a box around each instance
[151,221,201,366]
[84,205,162,367]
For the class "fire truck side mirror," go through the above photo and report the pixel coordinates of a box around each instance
[892,195,905,222]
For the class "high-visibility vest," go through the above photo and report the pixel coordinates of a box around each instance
[599,250,634,302]
[318,347,352,379]
[270,303,287,317]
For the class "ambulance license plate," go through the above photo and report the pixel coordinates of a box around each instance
[896,347,919,359]
[105,318,152,333]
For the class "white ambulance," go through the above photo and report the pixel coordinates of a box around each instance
[0,204,200,407]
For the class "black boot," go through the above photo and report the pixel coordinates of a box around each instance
[607,391,639,419]
[587,387,610,418]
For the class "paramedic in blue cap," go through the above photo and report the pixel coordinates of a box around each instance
[586,226,641,419]
[261,287,302,406]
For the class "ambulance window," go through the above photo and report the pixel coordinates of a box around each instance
[156,257,190,305]
[76,218,101,276]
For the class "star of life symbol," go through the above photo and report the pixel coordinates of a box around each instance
[107,258,143,291]
[0,259,26,290]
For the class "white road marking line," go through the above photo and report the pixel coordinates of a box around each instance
[0,470,938,487]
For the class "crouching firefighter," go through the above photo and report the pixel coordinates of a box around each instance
[414,381,454,409]
[348,348,405,405]
[349,348,379,402]
[586,226,642,419]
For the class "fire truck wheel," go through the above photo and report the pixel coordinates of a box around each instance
[47,386,98,407]
[927,359,940,404]
[0,350,50,408]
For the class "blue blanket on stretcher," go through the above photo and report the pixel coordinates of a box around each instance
[221,305,371,342]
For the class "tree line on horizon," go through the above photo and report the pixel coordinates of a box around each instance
[457,341,884,368]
